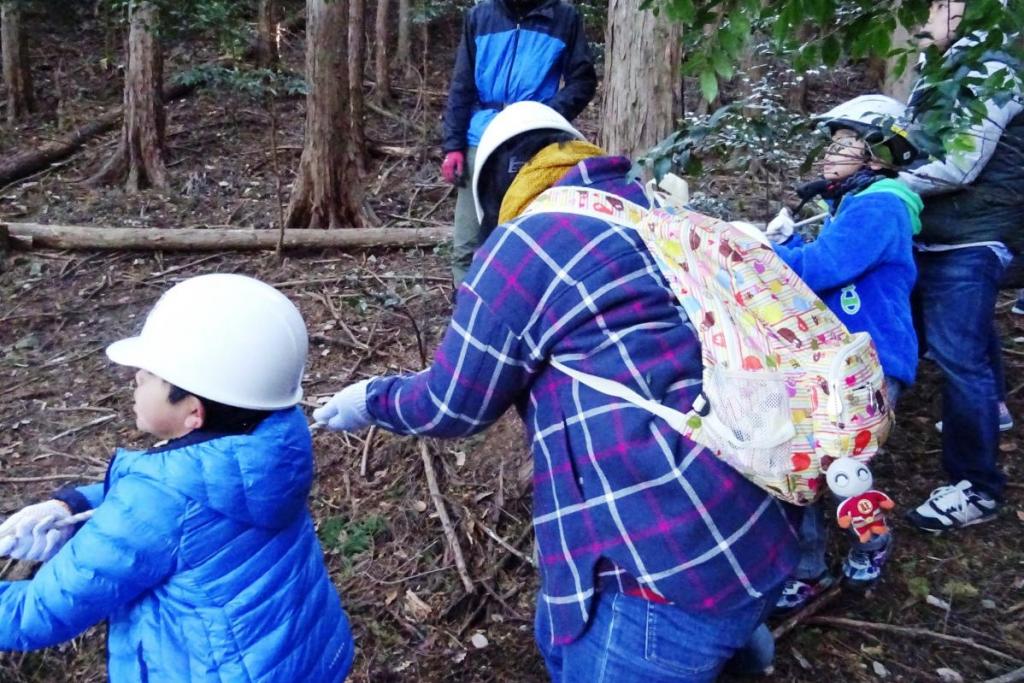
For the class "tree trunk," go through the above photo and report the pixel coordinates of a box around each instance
[396,0,410,72]
[419,21,429,88]
[89,1,168,192]
[286,0,362,229]
[599,0,681,159]
[256,0,279,68]
[882,24,917,101]
[373,0,391,103]
[349,0,367,170]
[1,2,35,123]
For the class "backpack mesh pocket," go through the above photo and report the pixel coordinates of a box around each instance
[703,369,794,478]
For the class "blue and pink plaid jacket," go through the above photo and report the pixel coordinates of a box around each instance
[366,156,799,645]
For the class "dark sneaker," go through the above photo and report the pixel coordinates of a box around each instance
[935,402,1013,433]
[773,572,836,615]
[842,539,890,589]
[906,480,999,534]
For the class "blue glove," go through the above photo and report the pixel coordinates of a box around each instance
[312,380,373,432]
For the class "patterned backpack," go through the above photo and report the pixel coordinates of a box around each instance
[523,185,893,505]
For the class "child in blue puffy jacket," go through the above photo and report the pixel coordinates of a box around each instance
[0,274,354,682]
[766,94,922,612]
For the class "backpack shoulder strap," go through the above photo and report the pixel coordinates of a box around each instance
[520,186,649,227]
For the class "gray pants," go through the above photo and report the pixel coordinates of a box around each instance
[451,146,481,286]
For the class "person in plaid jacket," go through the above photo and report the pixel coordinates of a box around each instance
[316,103,800,681]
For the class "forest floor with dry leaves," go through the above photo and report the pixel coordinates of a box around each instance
[3,7,1024,683]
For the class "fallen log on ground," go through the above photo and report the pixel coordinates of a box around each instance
[0,11,308,190]
[3,221,449,252]
[0,82,196,189]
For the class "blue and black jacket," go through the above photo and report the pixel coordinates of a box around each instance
[441,0,597,152]
[0,408,354,682]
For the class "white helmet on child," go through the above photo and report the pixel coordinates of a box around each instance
[816,94,919,166]
[472,101,584,222]
[106,274,308,410]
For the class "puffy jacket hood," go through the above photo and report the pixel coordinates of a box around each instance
[857,178,924,235]
[111,407,313,529]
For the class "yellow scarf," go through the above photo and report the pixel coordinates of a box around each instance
[498,140,605,224]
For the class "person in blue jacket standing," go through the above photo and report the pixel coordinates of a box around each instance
[440,0,597,285]
[764,94,923,611]
[0,274,354,682]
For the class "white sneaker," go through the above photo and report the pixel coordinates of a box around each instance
[906,480,999,533]
[936,402,1013,433]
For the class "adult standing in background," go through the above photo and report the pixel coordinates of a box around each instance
[901,0,1024,532]
[440,0,597,285]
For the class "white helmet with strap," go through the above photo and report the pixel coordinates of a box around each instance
[816,94,919,166]
[472,101,584,222]
[106,274,308,410]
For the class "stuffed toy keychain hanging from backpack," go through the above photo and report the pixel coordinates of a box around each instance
[826,458,895,541]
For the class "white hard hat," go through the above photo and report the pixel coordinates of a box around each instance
[107,274,308,410]
[816,94,918,166]
[472,101,584,222]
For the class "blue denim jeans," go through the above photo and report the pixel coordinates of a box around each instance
[794,500,891,580]
[535,590,777,682]
[913,247,1007,499]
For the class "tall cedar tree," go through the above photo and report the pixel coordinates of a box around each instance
[1,1,35,123]
[285,0,362,229]
[89,0,169,191]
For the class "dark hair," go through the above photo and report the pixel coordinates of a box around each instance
[167,384,272,434]
[477,130,581,234]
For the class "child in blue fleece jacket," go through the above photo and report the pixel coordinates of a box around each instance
[0,274,354,682]
[766,95,923,611]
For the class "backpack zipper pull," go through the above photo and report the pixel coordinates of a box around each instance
[828,380,843,420]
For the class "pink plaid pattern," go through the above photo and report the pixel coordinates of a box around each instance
[366,157,799,645]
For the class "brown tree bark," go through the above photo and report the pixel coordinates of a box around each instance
[396,0,410,72]
[882,24,917,101]
[89,1,168,192]
[599,0,681,159]
[373,0,392,103]
[1,2,35,123]
[286,0,362,229]
[256,0,279,68]
[3,221,447,251]
[349,0,367,170]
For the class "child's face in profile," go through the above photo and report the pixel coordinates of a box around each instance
[132,369,202,440]
[919,0,965,51]
[822,129,868,182]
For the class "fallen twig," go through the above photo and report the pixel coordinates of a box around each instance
[0,472,101,484]
[367,100,429,136]
[985,665,1024,683]
[420,185,454,221]
[419,440,474,593]
[360,426,377,478]
[461,504,535,568]
[807,616,1024,663]
[145,254,223,281]
[772,584,843,640]
[31,447,108,468]
[47,414,116,442]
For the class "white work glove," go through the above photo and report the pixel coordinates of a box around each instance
[765,207,795,244]
[0,500,75,562]
[312,379,373,432]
